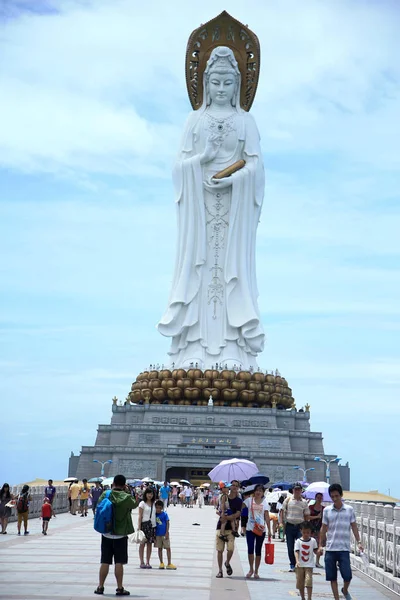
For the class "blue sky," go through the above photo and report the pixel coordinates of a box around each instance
[1,0,399,497]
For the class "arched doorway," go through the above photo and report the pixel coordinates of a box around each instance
[166,466,211,487]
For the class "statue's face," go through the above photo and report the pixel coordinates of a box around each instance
[208,70,236,106]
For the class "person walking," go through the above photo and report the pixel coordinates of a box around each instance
[243,484,271,579]
[41,497,52,535]
[198,488,204,508]
[94,474,138,596]
[184,485,192,508]
[16,485,32,535]
[44,479,57,517]
[215,480,243,579]
[138,488,156,569]
[79,479,90,517]
[171,486,178,506]
[318,483,363,600]
[308,492,325,567]
[295,521,318,600]
[0,483,13,534]
[69,479,80,515]
[159,481,171,511]
[282,483,310,572]
[91,482,103,516]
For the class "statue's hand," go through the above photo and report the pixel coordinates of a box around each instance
[200,134,223,165]
[204,176,233,192]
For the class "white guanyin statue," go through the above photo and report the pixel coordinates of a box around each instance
[158,46,265,370]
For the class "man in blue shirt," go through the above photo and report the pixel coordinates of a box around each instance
[155,500,177,570]
[159,481,171,510]
[44,479,56,517]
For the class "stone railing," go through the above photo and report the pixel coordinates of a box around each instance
[347,501,400,595]
[8,485,70,522]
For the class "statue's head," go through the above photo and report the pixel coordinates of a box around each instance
[204,46,241,109]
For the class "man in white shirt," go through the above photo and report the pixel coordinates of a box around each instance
[282,483,310,571]
[318,483,363,600]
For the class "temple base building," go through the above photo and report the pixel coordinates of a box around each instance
[71,368,349,487]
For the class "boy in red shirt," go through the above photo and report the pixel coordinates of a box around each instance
[41,497,52,535]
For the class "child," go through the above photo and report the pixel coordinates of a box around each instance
[218,481,239,541]
[41,497,52,535]
[155,500,177,570]
[294,521,318,600]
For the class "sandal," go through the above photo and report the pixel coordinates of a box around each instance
[246,571,254,579]
[140,564,146,569]
[254,573,260,580]
[225,561,233,576]
[116,588,130,596]
[94,587,104,595]
[216,571,223,578]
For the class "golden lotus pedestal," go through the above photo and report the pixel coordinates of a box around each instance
[127,368,294,410]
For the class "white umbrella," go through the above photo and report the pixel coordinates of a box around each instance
[304,481,331,502]
[208,458,259,483]
[265,490,287,503]
[142,477,154,483]
[170,481,180,486]
[101,477,114,487]
[64,477,77,483]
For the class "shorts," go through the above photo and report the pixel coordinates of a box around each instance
[17,511,29,527]
[216,530,235,553]
[101,536,128,565]
[48,497,55,505]
[80,499,88,507]
[42,517,51,522]
[296,566,313,588]
[325,551,352,582]
[241,515,249,528]
[155,535,170,549]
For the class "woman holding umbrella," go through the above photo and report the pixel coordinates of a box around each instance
[308,492,325,567]
[243,485,271,579]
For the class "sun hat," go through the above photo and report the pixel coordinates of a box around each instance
[219,481,232,490]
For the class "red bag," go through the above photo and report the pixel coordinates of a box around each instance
[264,538,275,564]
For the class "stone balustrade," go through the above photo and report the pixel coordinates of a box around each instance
[347,500,400,594]
[7,485,70,522]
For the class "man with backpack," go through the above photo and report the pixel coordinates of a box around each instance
[94,474,138,597]
[17,485,32,536]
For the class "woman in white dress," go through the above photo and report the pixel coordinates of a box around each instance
[138,488,156,569]
[158,46,265,370]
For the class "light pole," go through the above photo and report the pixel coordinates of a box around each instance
[93,459,113,476]
[314,457,341,484]
[293,466,315,482]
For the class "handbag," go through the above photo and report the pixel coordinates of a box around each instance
[129,530,145,544]
[251,499,266,536]
[140,503,156,542]
[264,537,275,564]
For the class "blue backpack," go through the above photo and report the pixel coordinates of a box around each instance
[94,490,114,534]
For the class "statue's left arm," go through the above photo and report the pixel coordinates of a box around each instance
[237,112,265,207]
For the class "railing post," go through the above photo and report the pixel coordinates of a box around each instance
[394,506,400,577]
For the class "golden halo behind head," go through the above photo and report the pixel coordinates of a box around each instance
[185,11,261,112]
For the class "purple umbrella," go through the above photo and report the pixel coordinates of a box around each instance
[304,481,331,502]
[208,458,259,483]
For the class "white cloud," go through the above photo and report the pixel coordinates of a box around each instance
[1,0,400,496]
[0,0,399,176]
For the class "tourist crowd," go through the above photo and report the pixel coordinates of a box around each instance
[0,476,361,600]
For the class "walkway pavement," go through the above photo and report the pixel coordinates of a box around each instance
[0,506,398,599]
